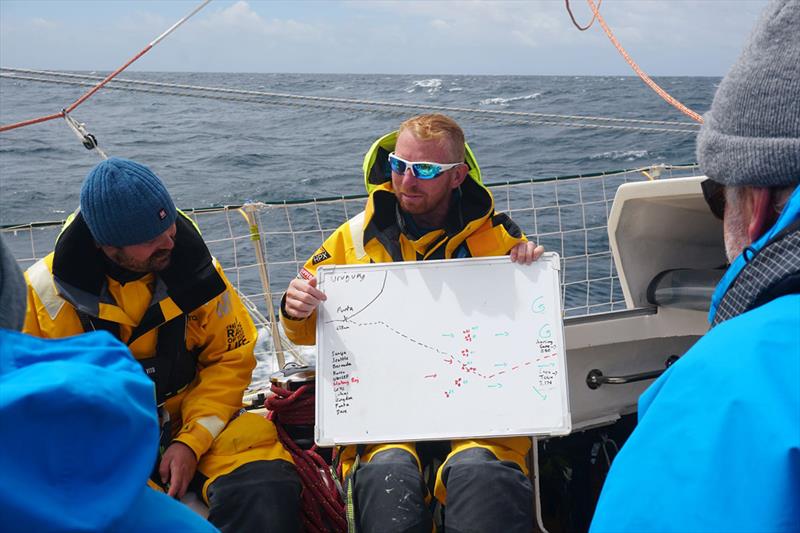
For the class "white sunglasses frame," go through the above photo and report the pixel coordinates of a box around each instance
[388,152,463,180]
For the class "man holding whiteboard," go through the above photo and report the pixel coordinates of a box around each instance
[281,114,543,533]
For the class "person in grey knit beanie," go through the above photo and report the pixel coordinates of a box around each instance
[696,0,799,263]
[0,235,26,332]
[591,2,800,531]
[696,0,799,189]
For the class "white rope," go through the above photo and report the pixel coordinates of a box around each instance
[150,0,211,47]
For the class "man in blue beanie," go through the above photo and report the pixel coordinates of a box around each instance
[22,158,302,532]
[1,234,218,532]
[591,1,799,531]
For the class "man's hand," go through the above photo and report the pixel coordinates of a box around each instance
[159,442,197,499]
[284,276,327,319]
[509,242,545,265]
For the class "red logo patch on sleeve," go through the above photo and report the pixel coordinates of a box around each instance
[298,268,313,280]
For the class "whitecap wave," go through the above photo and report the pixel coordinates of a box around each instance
[479,93,541,106]
[589,150,649,161]
[405,78,443,94]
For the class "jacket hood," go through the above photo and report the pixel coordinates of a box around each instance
[0,329,159,532]
[362,130,484,194]
[360,130,498,253]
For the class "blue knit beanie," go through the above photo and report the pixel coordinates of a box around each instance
[696,0,800,187]
[80,158,177,247]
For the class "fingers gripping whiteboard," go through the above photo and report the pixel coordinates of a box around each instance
[315,253,570,446]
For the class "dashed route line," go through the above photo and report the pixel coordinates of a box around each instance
[354,320,449,356]
[342,320,556,388]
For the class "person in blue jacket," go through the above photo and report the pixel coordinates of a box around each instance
[591,1,800,532]
[0,234,218,532]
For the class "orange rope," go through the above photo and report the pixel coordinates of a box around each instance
[0,0,210,133]
[0,48,153,133]
[584,0,704,124]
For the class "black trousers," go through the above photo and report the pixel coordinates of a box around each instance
[205,459,302,533]
[352,447,533,533]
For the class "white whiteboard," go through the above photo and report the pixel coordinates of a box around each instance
[315,253,570,446]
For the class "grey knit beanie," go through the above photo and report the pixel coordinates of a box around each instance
[80,157,177,247]
[696,0,800,187]
[0,235,26,331]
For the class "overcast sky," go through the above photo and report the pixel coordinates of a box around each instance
[0,0,768,76]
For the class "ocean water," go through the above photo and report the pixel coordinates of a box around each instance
[0,72,717,225]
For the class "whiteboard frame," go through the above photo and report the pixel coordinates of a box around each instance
[314,253,570,446]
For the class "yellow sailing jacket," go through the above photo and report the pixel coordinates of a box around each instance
[282,131,527,345]
[23,212,258,461]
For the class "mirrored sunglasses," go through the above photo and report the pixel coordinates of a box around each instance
[388,152,462,180]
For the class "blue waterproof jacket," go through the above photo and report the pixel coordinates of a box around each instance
[0,329,218,532]
[591,188,800,533]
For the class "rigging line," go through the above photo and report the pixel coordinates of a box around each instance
[1,71,701,132]
[0,73,700,134]
[1,67,700,129]
[584,0,704,123]
[565,0,602,31]
[0,0,211,133]
[63,112,108,159]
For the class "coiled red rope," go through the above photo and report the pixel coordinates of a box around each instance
[266,384,346,533]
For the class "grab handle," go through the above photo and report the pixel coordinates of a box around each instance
[586,355,679,390]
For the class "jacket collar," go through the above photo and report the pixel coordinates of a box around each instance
[709,186,800,322]
[363,179,494,258]
[52,211,226,320]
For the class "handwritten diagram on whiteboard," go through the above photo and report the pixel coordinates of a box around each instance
[315,253,570,446]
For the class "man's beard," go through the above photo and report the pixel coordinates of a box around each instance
[108,248,172,273]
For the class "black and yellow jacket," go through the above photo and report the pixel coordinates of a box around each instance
[282,131,527,344]
[23,212,258,461]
